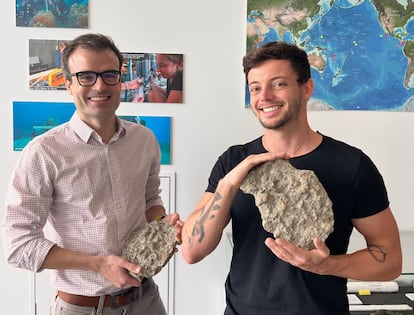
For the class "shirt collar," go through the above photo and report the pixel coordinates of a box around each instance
[69,112,126,143]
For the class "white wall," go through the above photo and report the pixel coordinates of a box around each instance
[1,1,413,314]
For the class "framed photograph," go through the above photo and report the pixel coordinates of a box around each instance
[29,39,68,90]
[13,101,75,151]
[119,116,171,165]
[121,52,184,104]
[13,101,172,164]
[16,0,89,28]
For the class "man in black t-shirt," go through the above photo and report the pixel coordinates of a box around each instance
[181,42,402,315]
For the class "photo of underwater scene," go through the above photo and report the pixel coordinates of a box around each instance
[16,0,88,28]
[118,116,171,165]
[13,102,172,164]
[13,101,75,151]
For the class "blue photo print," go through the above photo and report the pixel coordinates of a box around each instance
[118,115,171,165]
[13,101,75,151]
[13,101,172,164]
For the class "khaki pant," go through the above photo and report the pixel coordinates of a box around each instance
[50,282,166,315]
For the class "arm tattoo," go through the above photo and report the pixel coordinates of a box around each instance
[189,192,222,245]
[367,245,387,263]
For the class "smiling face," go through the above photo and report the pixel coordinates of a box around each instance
[65,47,121,127]
[247,59,313,131]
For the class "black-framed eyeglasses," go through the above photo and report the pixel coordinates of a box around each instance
[69,70,121,87]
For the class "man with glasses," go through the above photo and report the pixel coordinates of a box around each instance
[2,33,182,315]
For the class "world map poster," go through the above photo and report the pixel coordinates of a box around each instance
[246,0,414,111]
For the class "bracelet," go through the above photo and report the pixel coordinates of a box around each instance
[155,214,166,222]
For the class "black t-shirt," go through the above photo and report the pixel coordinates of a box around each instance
[206,135,389,315]
[166,69,183,98]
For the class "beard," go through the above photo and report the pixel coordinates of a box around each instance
[259,112,289,129]
[257,97,303,130]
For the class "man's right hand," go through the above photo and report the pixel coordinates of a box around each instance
[96,255,142,288]
[223,152,288,189]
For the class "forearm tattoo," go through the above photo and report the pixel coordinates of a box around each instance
[367,245,387,263]
[188,192,222,245]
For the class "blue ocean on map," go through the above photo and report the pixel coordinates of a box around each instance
[250,0,413,110]
[407,19,414,34]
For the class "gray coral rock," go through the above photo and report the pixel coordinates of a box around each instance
[121,220,176,280]
[240,159,334,250]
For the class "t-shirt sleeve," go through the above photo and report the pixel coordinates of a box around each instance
[352,153,389,218]
[170,70,183,91]
[206,157,224,193]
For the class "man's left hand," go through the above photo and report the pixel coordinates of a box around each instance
[265,237,330,275]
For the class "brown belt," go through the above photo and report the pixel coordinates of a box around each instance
[58,278,152,309]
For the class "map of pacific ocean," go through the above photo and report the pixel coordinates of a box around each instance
[246,0,414,111]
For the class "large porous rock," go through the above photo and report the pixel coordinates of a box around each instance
[240,159,334,250]
[121,220,176,280]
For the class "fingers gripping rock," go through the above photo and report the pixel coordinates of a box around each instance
[121,221,176,280]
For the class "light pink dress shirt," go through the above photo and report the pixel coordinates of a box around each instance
[2,112,163,295]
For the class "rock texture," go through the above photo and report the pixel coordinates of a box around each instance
[240,159,334,250]
[121,220,176,280]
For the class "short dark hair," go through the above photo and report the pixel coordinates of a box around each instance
[243,41,311,84]
[61,33,124,80]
